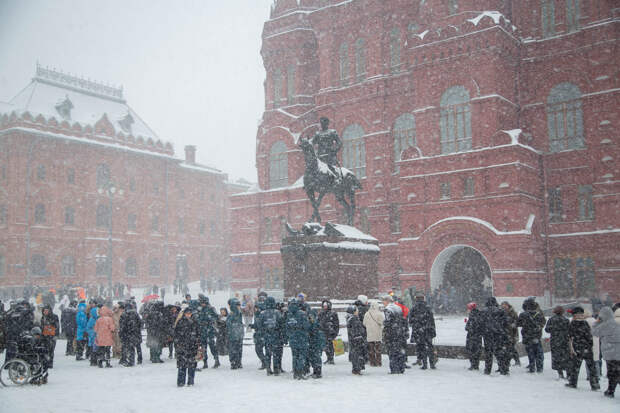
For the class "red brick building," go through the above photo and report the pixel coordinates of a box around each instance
[229,0,620,305]
[0,65,233,293]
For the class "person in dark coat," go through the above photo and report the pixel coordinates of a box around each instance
[174,308,201,387]
[501,301,520,366]
[227,298,244,369]
[545,305,570,379]
[308,309,325,378]
[197,295,219,368]
[465,302,484,370]
[119,301,142,366]
[145,301,166,363]
[40,305,59,368]
[164,304,179,359]
[251,293,268,369]
[354,295,370,364]
[408,292,437,370]
[482,297,511,375]
[4,301,34,363]
[566,306,600,390]
[255,296,284,376]
[286,299,311,379]
[274,302,288,374]
[346,305,366,375]
[216,307,229,356]
[0,301,6,354]
[61,301,77,356]
[318,299,339,365]
[517,297,546,373]
[382,295,406,374]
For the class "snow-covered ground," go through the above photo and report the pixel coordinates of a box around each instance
[1,341,617,413]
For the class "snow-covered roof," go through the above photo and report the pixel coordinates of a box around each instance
[6,66,157,139]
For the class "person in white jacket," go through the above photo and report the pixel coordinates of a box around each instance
[363,301,385,367]
[592,307,620,398]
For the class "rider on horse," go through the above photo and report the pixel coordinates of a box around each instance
[311,117,342,176]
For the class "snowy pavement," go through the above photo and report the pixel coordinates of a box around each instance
[1,342,617,413]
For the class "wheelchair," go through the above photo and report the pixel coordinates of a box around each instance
[1,332,49,387]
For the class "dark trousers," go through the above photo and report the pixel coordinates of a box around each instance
[388,345,405,373]
[89,345,98,365]
[273,344,283,371]
[167,342,174,358]
[525,342,544,372]
[467,338,482,369]
[97,346,111,365]
[229,339,243,368]
[75,340,86,359]
[254,340,265,366]
[416,337,435,367]
[323,338,335,362]
[177,367,196,386]
[65,335,75,355]
[291,346,308,376]
[606,360,620,395]
[149,344,162,362]
[122,341,137,365]
[368,342,382,366]
[263,342,275,371]
[350,348,365,373]
[484,341,509,375]
[568,354,598,387]
[308,346,322,374]
[203,337,218,362]
[42,337,56,367]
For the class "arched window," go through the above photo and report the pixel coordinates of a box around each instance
[339,42,349,86]
[125,257,137,277]
[269,141,288,189]
[440,86,472,154]
[566,0,580,32]
[355,38,366,82]
[287,65,296,105]
[342,124,366,178]
[393,113,416,169]
[547,83,584,152]
[390,28,401,72]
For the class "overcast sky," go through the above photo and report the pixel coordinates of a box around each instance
[0,0,274,182]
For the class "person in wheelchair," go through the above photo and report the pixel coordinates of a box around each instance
[16,327,50,385]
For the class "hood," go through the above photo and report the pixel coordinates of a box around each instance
[321,300,332,311]
[369,301,381,312]
[386,303,402,315]
[99,306,113,318]
[90,307,99,320]
[522,297,537,312]
[599,307,614,322]
[265,296,276,309]
[198,294,209,304]
[288,301,299,314]
[78,303,87,313]
[485,297,499,308]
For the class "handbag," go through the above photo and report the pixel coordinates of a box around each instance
[333,337,345,356]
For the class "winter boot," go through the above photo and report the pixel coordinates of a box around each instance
[558,370,565,379]
[105,361,112,368]
[604,390,615,398]
[203,360,208,369]
[312,367,322,379]
[213,358,220,368]
[98,360,104,368]
[420,358,428,370]
[266,367,273,376]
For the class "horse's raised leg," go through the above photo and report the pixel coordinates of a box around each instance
[307,189,321,223]
[335,191,351,225]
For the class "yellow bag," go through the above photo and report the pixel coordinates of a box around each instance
[332,337,345,357]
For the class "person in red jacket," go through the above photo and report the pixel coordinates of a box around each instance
[94,306,116,368]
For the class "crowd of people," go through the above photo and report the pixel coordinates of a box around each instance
[0,291,619,397]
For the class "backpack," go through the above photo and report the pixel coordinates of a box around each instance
[263,310,278,331]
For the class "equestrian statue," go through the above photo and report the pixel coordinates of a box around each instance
[300,117,362,225]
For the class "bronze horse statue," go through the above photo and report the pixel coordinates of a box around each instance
[299,138,362,225]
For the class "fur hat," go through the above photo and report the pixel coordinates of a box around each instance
[571,306,584,315]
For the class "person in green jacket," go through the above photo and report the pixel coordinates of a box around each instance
[286,299,310,380]
[227,298,244,369]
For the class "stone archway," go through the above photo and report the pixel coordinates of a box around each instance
[430,245,492,311]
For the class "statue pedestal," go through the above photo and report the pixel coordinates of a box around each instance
[281,223,380,300]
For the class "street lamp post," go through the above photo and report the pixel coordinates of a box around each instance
[98,181,123,291]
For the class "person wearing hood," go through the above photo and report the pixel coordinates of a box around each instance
[286,299,311,379]
[119,301,142,366]
[227,298,244,369]
[318,299,339,365]
[61,300,77,356]
[364,301,384,367]
[382,295,406,374]
[517,297,546,373]
[566,306,600,390]
[40,305,59,368]
[164,304,180,360]
[145,301,166,363]
[408,292,437,370]
[465,302,484,370]
[174,307,201,386]
[256,296,285,376]
[86,306,100,366]
[308,308,326,378]
[501,301,520,367]
[592,306,620,397]
[545,305,570,379]
[216,307,229,357]
[94,306,115,368]
[75,302,88,360]
[197,294,220,369]
[346,305,366,375]
[482,296,511,375]
[251,292,268,370]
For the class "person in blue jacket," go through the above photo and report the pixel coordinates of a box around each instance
[227,298,244,369]
[308,308,326,378]
[255,296,284,375]
[286,299,311,380]
[75,302,88,361]
[86,306,99,366]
